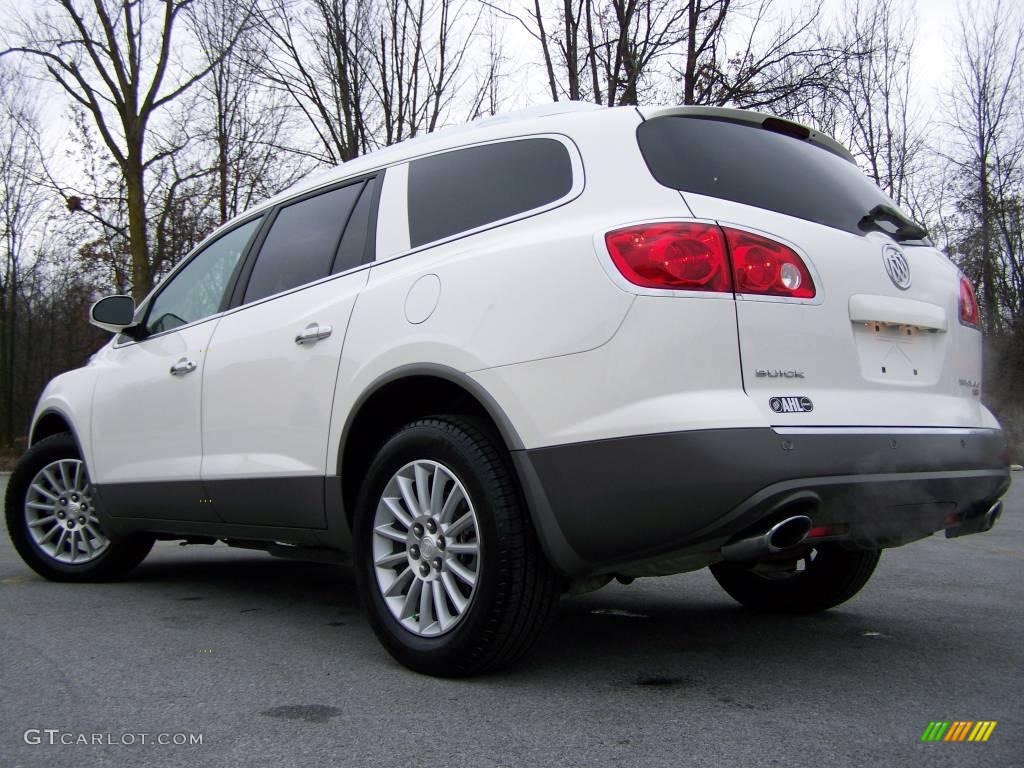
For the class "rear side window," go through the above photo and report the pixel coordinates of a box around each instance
[244,182,364,303]
[333,180,376,274]
[636,116,906,236]
[407,138,573,247]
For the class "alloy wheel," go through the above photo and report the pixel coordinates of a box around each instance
[371,460,481,637]
[23,458,110,564]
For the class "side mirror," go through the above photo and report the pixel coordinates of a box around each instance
[90,295,137,334]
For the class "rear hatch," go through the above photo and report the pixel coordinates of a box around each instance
[635,108,986,429]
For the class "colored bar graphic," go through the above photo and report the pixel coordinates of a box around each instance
[921,721,996,742]
[970,722,998,742]
[921,722,950,742]
[945,721,967,741]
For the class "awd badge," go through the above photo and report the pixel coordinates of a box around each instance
[770,396,814,413]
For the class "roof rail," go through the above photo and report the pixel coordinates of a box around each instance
[471,101,606,127]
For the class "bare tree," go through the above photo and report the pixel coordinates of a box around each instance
[52,107,134,294]
[2,0,244,300]
[466,6,509,119]
[826,0,922,207]
[0,65,47,445]
[498,0,686,105]
[253,0,375,163]
[598,0,688,105]
[190,0,302,224]
[254,0,481,159]
[677,0,847,113]
[946,0,1023,333]
[369,0,484,142]
[498,0,847,111]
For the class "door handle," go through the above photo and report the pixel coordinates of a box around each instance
[169,358,197,376]
[295,323,333,345]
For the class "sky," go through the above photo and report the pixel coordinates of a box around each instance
[0,0,980,168]
[888,0,961,105]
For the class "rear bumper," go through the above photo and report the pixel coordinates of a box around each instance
[513,427,1010,577]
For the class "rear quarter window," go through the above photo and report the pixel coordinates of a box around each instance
[407,138,574,248]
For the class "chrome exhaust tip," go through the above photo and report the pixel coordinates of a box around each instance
[984,500,1003,530]
[946,499,1004,538]
[721,515,813,562]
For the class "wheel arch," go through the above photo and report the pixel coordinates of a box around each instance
[337,365,524,525]
[30,409,77,447]
[336,364,588,577]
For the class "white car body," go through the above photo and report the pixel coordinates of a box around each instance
[28,103,1009,578]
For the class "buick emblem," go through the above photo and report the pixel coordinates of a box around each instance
[883,246,911,290]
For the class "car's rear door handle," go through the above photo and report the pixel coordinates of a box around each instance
[169,358,197,376]
[295,323,333,345]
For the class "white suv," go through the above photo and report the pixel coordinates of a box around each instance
[5,104,1010,676]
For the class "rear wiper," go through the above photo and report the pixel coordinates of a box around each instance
[858,204,929,242]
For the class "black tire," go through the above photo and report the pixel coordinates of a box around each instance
[5,433,154,582]
[709,544,881,614]
[353,416,561,677]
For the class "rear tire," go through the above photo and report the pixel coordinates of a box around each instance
[353,416,561,677]
[5,433,154,582]
[709,544,881,614]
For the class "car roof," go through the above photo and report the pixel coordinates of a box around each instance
[250,102,611,214]
[243,103,852,219]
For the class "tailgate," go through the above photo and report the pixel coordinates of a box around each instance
[696,199,984,428]
[634,108,987,429]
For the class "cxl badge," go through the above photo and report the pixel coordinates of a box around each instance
[770,396,814,413]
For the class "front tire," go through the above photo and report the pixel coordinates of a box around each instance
[5,433,154,581]
[709,544,881,614]
[353,416,561,677]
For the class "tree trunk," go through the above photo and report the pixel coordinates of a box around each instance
[124,153,152,302]
[563,0,580,100]
[534,0,559,101]
[980,166,998,335]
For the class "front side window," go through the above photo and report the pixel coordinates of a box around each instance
[407,138,574,248]
[243,182,364,304]
[145,218,261,335]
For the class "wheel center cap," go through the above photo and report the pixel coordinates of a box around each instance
[420,537,439,561]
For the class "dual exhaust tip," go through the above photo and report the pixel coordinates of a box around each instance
[728,500,1006,557]
[721,514,812,563]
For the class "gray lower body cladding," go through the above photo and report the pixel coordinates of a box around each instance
[514,428,1010,577]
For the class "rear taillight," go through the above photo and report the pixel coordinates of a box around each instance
[959,274,980,327]
[605,222,815,299]
[604,222,732,292]
[724,228,815,299]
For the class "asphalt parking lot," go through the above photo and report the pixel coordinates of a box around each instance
[1,472,1021,768]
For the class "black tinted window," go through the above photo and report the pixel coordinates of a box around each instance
[146,218,260,334]
[244,182,363,303]
[637,116,906,236]
[407,138,573,247]
[333,180,376,273]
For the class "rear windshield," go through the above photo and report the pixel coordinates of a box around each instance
[636,115,908,236]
